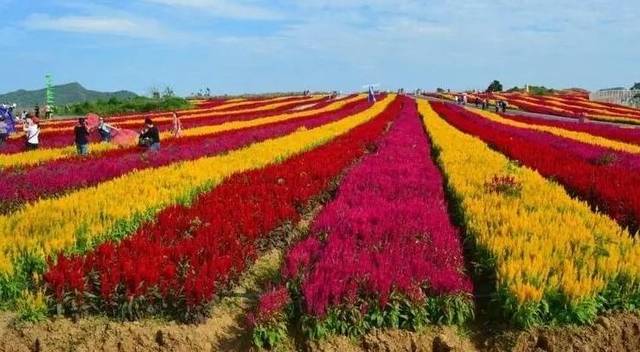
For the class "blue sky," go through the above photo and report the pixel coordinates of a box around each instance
[1,0,638,96]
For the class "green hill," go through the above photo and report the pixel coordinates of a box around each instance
[0,82,138,107]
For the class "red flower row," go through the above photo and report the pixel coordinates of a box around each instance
[500,112,640,146]
[0,96,333,154]
[0,97,372,211]
[431,102,640,233]
[42,96,401,321]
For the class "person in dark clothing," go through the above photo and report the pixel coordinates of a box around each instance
[74,118,91,156]
[34,105,40,118]
[139,117,160,151]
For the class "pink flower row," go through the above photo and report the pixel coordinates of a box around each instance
[281,96,473,318]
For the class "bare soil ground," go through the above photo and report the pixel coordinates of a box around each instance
[2,310,638,351]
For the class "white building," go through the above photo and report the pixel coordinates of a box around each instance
[590,88,640,107]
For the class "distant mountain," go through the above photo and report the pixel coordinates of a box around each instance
[0,82,138,107]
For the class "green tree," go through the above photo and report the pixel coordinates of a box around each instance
[486,80,503,93]
[631,82,640,90]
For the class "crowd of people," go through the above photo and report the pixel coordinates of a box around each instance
[454,94,509,113]
[0,103,184,156]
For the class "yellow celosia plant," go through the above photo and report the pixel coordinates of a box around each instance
[0,95,364,169]
[419,99,640,326]
[0,95,395,284]
[11,95,327,138]
[469,108,640,154]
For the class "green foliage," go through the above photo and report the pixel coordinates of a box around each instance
[300,293,474,341]
[486,80,503,93]
[0,82,138,107]
[56,96,192,116]
[528,85,556,96]
[503,85,556,95]
[631,82,640,90]
[15,290,48,323]
[252,321,289,350]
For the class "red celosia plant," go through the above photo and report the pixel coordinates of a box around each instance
[43,96,399,322]
[432,101,640,234]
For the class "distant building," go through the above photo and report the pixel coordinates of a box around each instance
[590,88,640,107]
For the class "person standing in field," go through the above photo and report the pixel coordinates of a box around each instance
[97,117,117,142]
[74,118,91,156]
[0,117,8,146]
[24,116,40,150]
[171,112,182,138]
[139,117,160,151]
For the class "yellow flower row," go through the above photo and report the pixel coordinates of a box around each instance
[36,95,294,129]
[468,107,640,154]
[514,94,640,118]
[419,100,640,319]
[19,96,326,136]
[0,95,395,277]
[493,94,640,124]
[0,95,364,169]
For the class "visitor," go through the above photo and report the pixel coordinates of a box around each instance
[74,118,91,156]
[495,100,500,113]
[34,105,40,118]
[171,112,182,138]
[475,98,480,108]
[20,110,27,121]
[97,117,117,142]
[45,104,52,119]
[139,117,160,151]
[0,117,8,146]
[24,116,39,150]
[502,100,508,113]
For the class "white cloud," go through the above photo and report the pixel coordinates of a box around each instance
[142,0,281,20]
[24,13,188,41]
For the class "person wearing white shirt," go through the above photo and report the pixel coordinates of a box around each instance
[24,116,39,150]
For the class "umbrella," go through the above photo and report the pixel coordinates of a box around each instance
[85,113,100,130]
[111,128,139,147]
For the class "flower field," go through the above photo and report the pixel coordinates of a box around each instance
[430,91,640,124]
[2,90,640,349]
